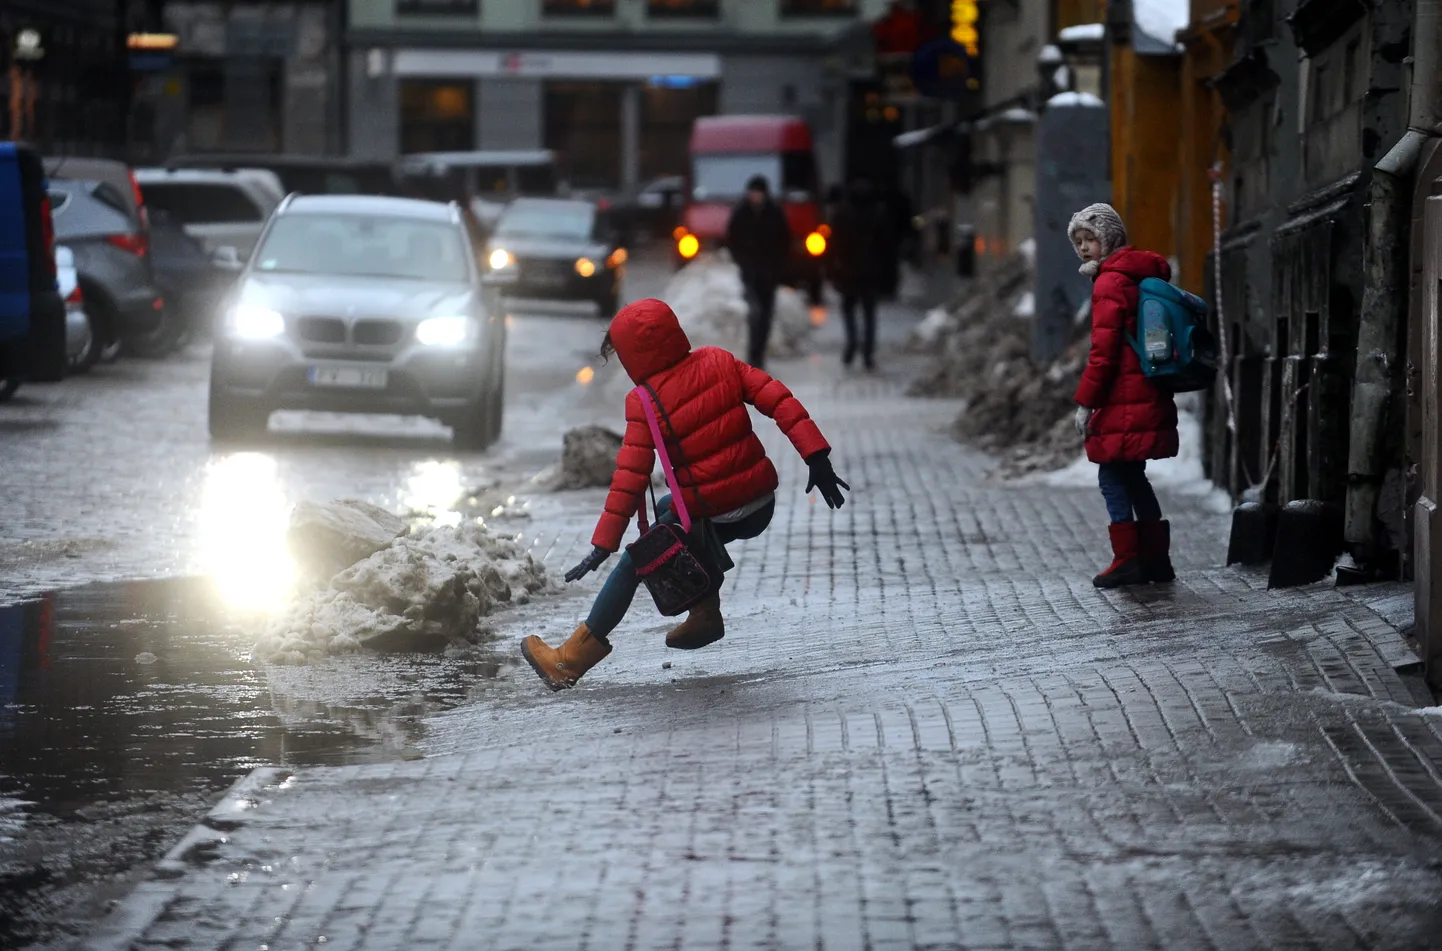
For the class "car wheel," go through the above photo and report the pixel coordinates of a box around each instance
[452,401,492,451]
[208,382,269,442]
[70,307,100,374]
[123,310,183,359]
[0,379,19,403]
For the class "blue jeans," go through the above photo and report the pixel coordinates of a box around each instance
[586,494,775,640]
[1097,462,1163,524]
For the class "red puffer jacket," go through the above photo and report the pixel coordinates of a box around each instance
[592,298,830,551]
[1074,247,1180,463]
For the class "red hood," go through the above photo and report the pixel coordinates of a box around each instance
[1100,247,1171,283]
[609,298,692,384]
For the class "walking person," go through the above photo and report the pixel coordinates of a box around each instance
[520,298,850,691]
[1069,203,1179,588]
[828,177,893,370]
[724,175,792,370]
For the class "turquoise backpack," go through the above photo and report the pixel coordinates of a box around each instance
[1125,277,1219,393]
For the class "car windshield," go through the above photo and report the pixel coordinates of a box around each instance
[691,155,783,202]
[253,214,470,282]
[494,204,594,241]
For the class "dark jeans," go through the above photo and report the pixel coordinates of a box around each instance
[841,291,877,366]
[586,494,775,640]
[1097,461,1163,524]
[743,278,777,368]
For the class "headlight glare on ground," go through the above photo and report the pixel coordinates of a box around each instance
[575,257,596,278]
[230,304,285,340]
[416,316,471,347]
[488,248,513,270]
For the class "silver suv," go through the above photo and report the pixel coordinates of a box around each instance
[208,194,507,449]
[134,168,284,260]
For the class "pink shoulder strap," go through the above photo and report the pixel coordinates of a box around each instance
[634,385,693,533]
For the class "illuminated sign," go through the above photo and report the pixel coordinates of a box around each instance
[951,0,979,57]
[127,33,179,51]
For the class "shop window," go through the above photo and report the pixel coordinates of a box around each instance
[543,0,616,15]
[544,82,622,189]
[648,0,719,16]
[640,82,719,180]
[400,80,474,153]
[780,0,857,16]
[397,0,478,13]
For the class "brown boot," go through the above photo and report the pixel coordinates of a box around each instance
[521,623,612,691]
[665,594,725,650]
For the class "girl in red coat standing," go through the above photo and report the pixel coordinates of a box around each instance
[521,298,849,690]
[1068,203,1179,588]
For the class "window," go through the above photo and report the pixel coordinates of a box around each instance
[648,0,719,16]
[400,80,474,153]
[254,215,470,283]
[545,83,622,188]
[543,0,615,15]
[780,0,856,16]
[691,151,816,202]
[494,203,596,241]
[396,0,477,13]
[139,184,262,225]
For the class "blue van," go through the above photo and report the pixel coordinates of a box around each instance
[1,142,67,388]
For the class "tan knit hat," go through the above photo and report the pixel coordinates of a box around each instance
[1068,203,1127,276]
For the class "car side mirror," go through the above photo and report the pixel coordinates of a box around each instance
[211,246,244,271]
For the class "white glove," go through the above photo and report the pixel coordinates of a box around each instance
[1074,406,1093,437]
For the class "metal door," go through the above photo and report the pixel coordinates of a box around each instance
[1418,192,1442,672]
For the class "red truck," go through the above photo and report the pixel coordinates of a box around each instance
[673,115,827,305]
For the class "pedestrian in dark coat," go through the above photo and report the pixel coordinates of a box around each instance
[828,179,893,369]
[520,298,849,691]
[724,175,793,369]
[1068,202,1179,589]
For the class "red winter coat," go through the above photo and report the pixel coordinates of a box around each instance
[1074,247,1180,463]
[592,298,831,552]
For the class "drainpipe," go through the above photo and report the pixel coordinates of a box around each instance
[1344,0,1441,559]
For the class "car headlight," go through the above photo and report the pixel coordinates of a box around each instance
[416,316,471,347]
[488,248,514,270]
[575,257,596,278]
[229,304,284,340]
[606,248,628,268]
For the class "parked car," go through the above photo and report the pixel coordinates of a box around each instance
[44,156,148,228]
[0,143,67,402]
[163,154,404,198]
[627,175,685,239]
[55,245,95,372]
[209,195,508,449]
[147,209,238,347]
[46,179,167,359]
[484,198,626,316]
[134,168,284,261]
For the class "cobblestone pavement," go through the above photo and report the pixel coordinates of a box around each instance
[77,317,1442,949]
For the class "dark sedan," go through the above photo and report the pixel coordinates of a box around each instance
[484,199,626,316]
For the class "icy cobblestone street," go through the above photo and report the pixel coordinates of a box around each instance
[5,256,1442,949]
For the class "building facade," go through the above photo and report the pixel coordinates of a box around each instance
[2,0,129,157]
[344,0,890,191]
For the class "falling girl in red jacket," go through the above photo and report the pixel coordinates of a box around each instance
[521,298,849,690]
[1069,203,1179,588]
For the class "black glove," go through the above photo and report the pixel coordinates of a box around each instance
[805,450,850,510]
[564,546,611,583]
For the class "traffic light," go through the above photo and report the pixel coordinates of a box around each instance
[951,0,979,57]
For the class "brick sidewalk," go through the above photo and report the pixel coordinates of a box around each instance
[82,353,1442,951]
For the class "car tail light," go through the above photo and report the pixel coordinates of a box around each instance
[105,233,148,256]
[128,170,150,229]
[40,196,57,278]
[66,284,83,305]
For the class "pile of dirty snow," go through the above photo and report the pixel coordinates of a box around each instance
[254,503,553,665]
[546,425,624,490]
[663,252,812,359]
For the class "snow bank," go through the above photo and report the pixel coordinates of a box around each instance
[1133,0,1188,47]
[253,519,552,665]
[1048,91,1105,108]
[661,253,812,359]
[1036,395,1233,513]
[547,425,624,490]
[1058,23,1104,42]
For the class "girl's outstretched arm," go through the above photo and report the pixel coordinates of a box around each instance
[591,389,657,552]
[734,356,830,460]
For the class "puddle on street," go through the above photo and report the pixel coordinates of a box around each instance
[0,576,509,821]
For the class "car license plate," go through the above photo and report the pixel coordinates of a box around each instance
[308,366,388,389]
